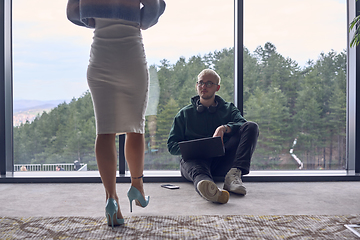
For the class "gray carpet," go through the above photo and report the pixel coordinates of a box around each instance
[1,215,359,239]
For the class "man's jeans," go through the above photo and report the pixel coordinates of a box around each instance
[180,121,259,189]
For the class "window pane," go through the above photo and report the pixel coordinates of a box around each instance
[141,0,234,170]
[12,0,99,174]
[243,0,347,170]
[12,0,235,173]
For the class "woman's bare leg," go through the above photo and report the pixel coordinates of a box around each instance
[95,133,123,219]
[125,132,146,197]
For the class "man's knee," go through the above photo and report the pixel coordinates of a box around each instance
[241,121,259,136]
[245,121,259,130]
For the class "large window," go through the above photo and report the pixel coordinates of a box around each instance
[2,0,358,179]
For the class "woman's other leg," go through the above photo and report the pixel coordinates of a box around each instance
[125,132,146,197]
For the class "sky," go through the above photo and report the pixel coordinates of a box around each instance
[12,0,347,101]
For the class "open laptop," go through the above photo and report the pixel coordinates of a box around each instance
[179,136,225,161]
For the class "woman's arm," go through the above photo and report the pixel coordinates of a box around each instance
[140,0,166,30]
[66,0,86,27]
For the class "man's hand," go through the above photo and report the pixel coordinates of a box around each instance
[213,125,227,145]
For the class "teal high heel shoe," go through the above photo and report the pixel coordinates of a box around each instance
[105,198,124,228]
[127,186,150,212]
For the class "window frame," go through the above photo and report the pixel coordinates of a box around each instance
[1,0,359,183]
[348,0,360,175]
[0,0,13,177]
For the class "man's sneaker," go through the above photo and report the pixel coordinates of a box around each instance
[197,180,229,204]
[223,168,247,195]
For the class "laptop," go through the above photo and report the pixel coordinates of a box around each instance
[179,136,225,161]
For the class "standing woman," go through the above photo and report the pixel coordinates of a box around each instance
[66,0,166,228]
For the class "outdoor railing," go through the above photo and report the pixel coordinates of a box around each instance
[14,163,87,172]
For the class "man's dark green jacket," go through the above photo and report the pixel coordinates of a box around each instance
[167,95,247,155]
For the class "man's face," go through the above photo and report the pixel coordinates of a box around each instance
[196,74,220,100]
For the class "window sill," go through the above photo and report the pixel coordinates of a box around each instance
[0,170,359,183]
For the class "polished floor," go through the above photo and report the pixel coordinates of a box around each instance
[0,181,359,217]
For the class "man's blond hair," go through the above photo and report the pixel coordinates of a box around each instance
[197,69,221,85]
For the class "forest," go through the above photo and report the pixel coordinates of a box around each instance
[13,42,347,171]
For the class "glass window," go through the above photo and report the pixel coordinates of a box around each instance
[243,0,347,171]
[12,0,235,174]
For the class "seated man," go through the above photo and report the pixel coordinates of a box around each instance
[167,69,259,204]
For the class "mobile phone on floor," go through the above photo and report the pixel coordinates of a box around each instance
[161,184,180,189]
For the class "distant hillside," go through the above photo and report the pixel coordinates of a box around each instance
[13,100,68,113]
[13,99,68,126]
[13,92,96,165]
[13,108,52,126]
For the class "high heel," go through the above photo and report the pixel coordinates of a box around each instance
[127,186,150,212]
[105,198,124,228]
